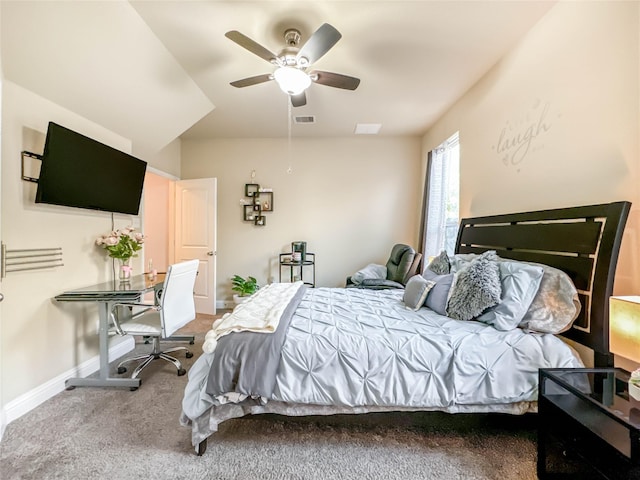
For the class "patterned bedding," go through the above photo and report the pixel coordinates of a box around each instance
[181,286,584,445]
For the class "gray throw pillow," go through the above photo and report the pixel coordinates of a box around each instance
[446,256,501,321]
[476,261,544,331]
[427,250,450,275]
[403,275,436,311]
[422,269,454,316]
[351,263,387,285]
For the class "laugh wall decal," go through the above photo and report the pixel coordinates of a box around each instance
[492,99,557,171]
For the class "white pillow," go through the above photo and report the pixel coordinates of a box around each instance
[476,261,544,331]
[518,263,581,334]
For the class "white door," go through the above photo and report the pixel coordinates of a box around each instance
[0,71,4,437]
[175,178,217,315]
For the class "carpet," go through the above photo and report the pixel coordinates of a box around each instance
[1,328,540,480]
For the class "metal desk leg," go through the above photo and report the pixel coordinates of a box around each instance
[65,301,141,389]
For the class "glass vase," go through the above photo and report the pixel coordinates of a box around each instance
[119,258,132,281]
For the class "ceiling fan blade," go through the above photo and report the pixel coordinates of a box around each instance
[296,23,341,65]
[225,30,278,63]
[290,92,307,107]
[311,71,360,90]
[230,74,273,88]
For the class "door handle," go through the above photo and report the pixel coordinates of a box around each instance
[207,251,214,256]
[0,293,4,302]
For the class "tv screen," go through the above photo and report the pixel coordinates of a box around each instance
[35,122,147,215]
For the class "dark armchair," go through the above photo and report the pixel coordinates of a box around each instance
[346,244,422,289]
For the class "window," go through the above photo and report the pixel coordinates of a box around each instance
[423,132,460,259]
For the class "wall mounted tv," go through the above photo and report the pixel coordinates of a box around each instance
[35,122,147,215]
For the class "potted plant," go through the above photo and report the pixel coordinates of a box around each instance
[231,275,259,304]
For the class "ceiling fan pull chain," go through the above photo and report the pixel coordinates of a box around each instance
[287,99,293,175]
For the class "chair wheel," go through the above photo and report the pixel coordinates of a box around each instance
[178,368,186,376]
[65,385,76,391]
[117,367,127,374]
[186,351,194,358]
[189,340,195,345]
[130,387,138,392]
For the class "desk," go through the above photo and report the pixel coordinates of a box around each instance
[56,274,164,390]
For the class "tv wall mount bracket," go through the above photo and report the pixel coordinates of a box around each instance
[21,150,42,183]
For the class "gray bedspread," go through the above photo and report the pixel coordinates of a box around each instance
[205,285,307,398]
[270,287,583,407]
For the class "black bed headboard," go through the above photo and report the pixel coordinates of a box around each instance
[455,201,631,367]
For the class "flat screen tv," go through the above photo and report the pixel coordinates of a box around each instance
[35,122,147,215]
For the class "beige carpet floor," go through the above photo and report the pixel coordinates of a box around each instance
[1,314,543,480]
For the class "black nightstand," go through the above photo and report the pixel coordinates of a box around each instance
[279,253,315,287]
[538,368,640,479]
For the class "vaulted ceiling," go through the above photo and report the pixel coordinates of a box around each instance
[2,1,555,154]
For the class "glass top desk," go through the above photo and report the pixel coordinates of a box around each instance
[56,273,165,390]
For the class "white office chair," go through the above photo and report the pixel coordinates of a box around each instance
[109,259,199,388]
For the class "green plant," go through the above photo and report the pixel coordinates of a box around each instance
[231,275,259,297]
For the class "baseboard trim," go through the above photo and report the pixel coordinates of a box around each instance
[2,336,134,430]
[216,299,234,310]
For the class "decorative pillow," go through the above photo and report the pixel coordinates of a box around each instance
[518,263,581,334]
[449,253,477,273]
[351,263,387,285]
[403,275,436,311]
[427,250,450,275]
[446,255,501,321]
[476,261,544,331]
[449,251,498,273]
[422,269,454,316]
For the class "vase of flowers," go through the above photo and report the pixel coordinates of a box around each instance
[96,226,144,281]
[118,258,132,281]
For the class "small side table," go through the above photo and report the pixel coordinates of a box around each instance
[538,368,640,479]
[279,253,315,287]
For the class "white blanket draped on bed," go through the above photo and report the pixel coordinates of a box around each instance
[202,281,304,353]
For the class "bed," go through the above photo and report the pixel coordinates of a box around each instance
[181,201,631,455]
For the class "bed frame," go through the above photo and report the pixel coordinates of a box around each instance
[455,201,631,367]
[193,201,631,455]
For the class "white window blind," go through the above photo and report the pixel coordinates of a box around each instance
[424,132,460,258]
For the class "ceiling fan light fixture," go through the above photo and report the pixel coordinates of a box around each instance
[273,66,311,95]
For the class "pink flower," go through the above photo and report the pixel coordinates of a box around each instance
[104,236,119,246]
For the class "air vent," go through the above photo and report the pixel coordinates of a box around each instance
[354,123,382,135]
[294,115,316,124]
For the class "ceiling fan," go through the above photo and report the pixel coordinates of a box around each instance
[225,23,360,107]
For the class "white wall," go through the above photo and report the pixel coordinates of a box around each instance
[421,1,639,366]
[0,81,181,417]
[423,0,639,293]
[181,136,422,303]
